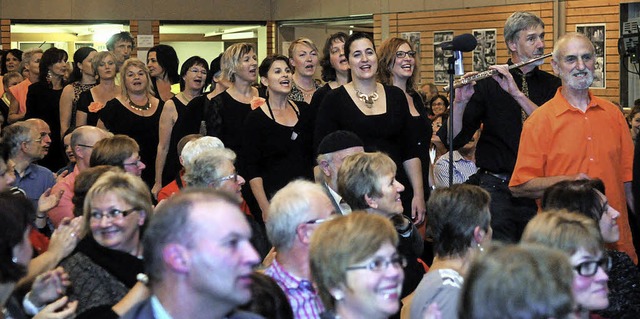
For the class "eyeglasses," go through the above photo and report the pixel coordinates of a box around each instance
[214,173,238,183]
[395,51,416,59]
[189,68,208,76]
[304,216,336,225]
[123,158,143,167]
[90,208,138,221]
[573,256,612,277]
[346,255,407,272]
[76,144,94,149]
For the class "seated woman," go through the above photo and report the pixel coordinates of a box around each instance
[59,171,152,317]
[521,210,611,317]
[310,212,404,319]
[243,54,314,217]
[0,192,78,319]
[459,244,575,319]
[338,151,424,298]
[542,179,640,318]
[408,184,491,319]
[90,135,146,178]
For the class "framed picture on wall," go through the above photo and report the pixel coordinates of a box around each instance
[434,31,454,84]
[401,32,421,60]
[576,24,605,88]
[472,29,497,72]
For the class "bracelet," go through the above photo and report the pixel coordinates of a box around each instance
[136,273,149,285]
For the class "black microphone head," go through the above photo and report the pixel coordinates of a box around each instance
[441,33,478,52]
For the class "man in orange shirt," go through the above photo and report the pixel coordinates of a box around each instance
[510,32,636,261]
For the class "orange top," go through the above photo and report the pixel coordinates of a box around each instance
[511,87,635,261]
[9,78,31,115]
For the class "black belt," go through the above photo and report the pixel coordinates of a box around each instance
[478,169,511,182]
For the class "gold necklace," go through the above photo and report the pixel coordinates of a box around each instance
[354,88,379,108]
[127,95,151,111]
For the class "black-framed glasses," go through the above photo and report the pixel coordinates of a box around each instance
[346,255,407,272]
[395,51,416,59]
[76,144,94,149]
[90,208,138,221]
[573,256,612,277]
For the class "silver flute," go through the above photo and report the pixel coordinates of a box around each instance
[443,53,552,92]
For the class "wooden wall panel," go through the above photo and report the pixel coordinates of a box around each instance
[565,0,620,102]
[374,0,623,103]
[374,3,555,89]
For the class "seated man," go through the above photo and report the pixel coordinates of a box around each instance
[121,189,262,319]
[264,180,334,319]
[433,128,480,187]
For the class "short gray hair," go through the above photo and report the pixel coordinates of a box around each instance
[1,122,33,158]
[552,32,595,63]
[504,12,544,47]
[267,180,326,251]
[180,136,224,169]
[183,148,236,188]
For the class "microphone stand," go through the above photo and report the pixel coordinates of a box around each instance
[445,52,460,187]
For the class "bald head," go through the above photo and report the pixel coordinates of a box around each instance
[71,126,111,169]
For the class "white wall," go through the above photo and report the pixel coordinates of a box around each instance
[162,41,225,70]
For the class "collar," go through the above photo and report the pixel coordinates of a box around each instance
[15,162,36,179]
[324,182,343,205]
[551,87,603,117]
[269,258,315,292]
[150,296,174,319]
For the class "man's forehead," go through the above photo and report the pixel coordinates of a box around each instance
[190,200,248,230]
[116,40,133,47]
[518,25,544,37]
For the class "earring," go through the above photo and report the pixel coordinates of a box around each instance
[46,70,53,84]
[477,243,484,252]
[11,256,17,263]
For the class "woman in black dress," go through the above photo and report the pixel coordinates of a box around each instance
[76,51,120,127]
[153,56,208,196]
[98,59,162,188]
[378,37,432,200]
[25,47,68,171]
[59,47,97,137]
[243,55,314,218]
[309,32,351,110]
[315,32,426,225]
[147,44,179,102]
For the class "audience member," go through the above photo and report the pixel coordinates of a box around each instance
[47,126,110,227]
[521,210,611,316]
[90,134,146,177]
[433,128,480,187]
[264,180,333,319]
[542,179,640,318]
[238,272,294,319]
[338,151,424,298]
[510,32,636,261]
[122,189,262,319]
[409,184,491,319]
[60,171,151,317]
[310,212,403,319]
[458,244,574,319]
[316,130,364,215]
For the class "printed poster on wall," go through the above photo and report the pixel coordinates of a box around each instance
[401,32,421,61]
[472,29,497,72]
[577,24,605,88]
[433,31,454,84]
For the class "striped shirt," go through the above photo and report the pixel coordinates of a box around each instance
[264,259,324,319]
[433,151,478,187]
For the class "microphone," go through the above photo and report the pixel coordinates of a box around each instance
[440,34,477,52]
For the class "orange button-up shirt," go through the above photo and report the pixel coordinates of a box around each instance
[511,87,635,261]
